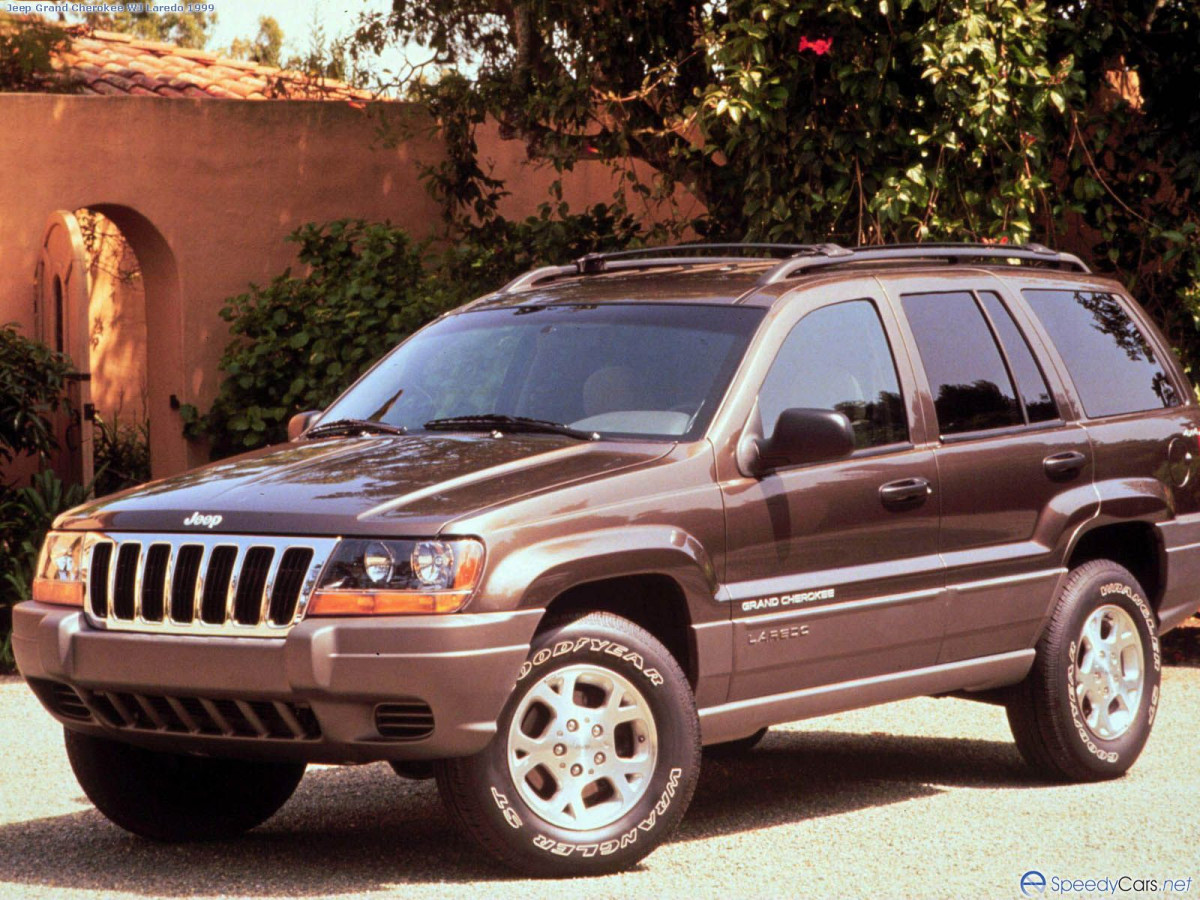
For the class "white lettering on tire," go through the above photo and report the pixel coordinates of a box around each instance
[529,767,683,857]
[490,786,523,829]
[516,637,664,686]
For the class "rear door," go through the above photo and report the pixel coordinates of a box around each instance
[886,274,1098,663]
[720,284,943,702]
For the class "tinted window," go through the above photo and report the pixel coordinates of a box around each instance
[321,304,764,441]
[759,300,907,449]
[978,292,1058,423]
[902,291,1022,435]
[1023,289,1180,418]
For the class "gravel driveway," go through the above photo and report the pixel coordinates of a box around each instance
[1,668,1198,900]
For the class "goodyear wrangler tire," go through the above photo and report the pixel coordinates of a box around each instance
[435,611,701,876]
[1006,560,1161,782]
[65,729,306,841]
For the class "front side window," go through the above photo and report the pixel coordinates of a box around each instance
[320,303,765,441]
[1022,289,1180,418]
[902,291,1024,435]
[758,299,908,449]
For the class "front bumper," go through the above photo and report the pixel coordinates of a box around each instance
[13,601,540,763]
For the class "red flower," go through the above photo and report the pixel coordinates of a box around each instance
[798,36,833,56]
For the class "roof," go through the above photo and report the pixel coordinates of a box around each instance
[468,243,1098,310]
[15,16,375,102]
[470,262,778,310]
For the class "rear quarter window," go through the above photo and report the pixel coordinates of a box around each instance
[1022,289,1180,418]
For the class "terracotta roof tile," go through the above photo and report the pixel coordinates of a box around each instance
[5,16,381,103]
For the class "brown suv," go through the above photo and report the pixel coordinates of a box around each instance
[14,243,1200,876]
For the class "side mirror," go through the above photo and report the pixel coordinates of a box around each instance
[756,408,855,472]
[287,410,322,441]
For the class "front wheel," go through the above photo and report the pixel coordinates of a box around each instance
[65,729,306,841]
[436,612,701,876]
[1006,560,1162,782]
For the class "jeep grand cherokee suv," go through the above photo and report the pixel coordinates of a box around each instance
[15,243,1200,876]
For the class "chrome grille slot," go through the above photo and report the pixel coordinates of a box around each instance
[81,533,337,637]
[141,543,171,621]
[89,542,112,618]
[234,547,274,624]
[269,547,315,625]
[112,543,141,620]
[171,545,203,623]
[201,546,238,624]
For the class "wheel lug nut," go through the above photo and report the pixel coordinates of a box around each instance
[592,725,603,737]
[570,763,583,776]
[566,720,579,732]
[554,744,566,756]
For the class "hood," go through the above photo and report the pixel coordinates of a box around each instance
[59,433,671,536]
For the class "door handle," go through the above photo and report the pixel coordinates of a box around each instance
[879,476,932,508]
[1043,450,1087,480]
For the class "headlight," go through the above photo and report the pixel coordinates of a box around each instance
[32,531,86,607]
[308,538,484,615]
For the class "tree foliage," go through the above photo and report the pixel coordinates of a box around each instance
[81,7,216,49]
[0,13,77,92]
[227,15,285,68]
[352,0,1200,370]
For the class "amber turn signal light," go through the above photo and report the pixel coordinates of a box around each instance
[32,578,85,607]
[307,589,471,616]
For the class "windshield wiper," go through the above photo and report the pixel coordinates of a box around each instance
[423,414,598,441]
[305,418,408,438]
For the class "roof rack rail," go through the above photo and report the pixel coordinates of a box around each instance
[496,242,838,294]
[758,242,1090,284]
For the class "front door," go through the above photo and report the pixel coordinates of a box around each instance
[35,211,94,488]
[721,292,943,702]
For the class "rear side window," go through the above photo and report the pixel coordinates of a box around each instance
[902,291,1023,435]
[758,299,908,449]
[977,292,1058,423]
[1023,289,1180,418]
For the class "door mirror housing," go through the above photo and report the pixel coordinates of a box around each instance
[287,410,322,441]
[756,408,855,472]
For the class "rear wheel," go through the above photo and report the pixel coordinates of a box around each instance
[436,611,701,876]
[1006,560,1161,782]
[65,729,305,841]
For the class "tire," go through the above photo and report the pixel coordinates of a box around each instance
[704,727,768,758]
[65,729,306,841]
[435,611,701,877]
[1006,560,1162,782]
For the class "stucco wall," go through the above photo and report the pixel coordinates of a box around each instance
[0,95,683,478]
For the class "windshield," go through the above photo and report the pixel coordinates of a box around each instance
[319,303,765,441]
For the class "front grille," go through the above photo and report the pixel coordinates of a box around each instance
[375,700,435,740]
[83,533,337,637]
[81,686,321,741]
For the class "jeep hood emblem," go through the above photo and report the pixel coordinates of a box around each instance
[183,512,223,529]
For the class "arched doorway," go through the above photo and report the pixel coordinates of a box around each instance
[35,205,185,485]
[35,211,93,488]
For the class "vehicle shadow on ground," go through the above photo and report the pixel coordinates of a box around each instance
[0,728,1039,894]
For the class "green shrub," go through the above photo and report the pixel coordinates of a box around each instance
[0,323,77,672]
[93,415,151,497]
[0,471,89,671]
[181,220,442,458]
[0,323,72,465]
